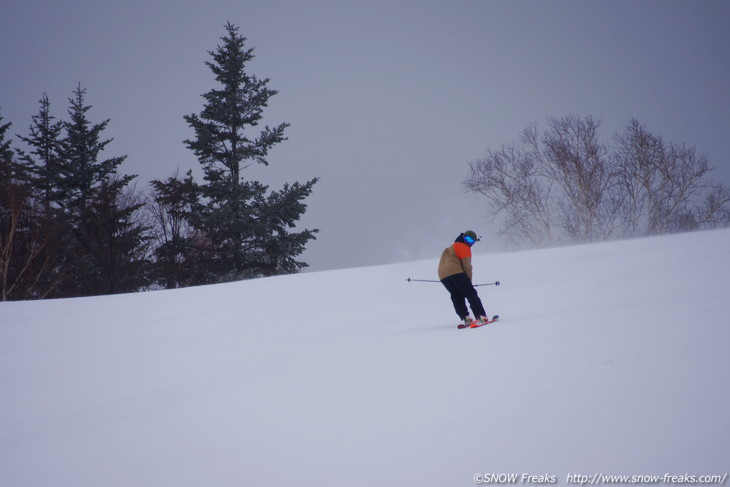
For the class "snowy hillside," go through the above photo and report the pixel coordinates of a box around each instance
[2,229,729,487]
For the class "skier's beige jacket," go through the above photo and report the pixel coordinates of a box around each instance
[437,242,473,281]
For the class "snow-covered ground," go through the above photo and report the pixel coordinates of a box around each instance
[2,229,729,487]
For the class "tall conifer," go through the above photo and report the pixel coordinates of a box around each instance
[16,94,64,209]
[52,85,148,297]
[184,22,318,281]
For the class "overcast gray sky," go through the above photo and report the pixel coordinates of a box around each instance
[2,0,729,272]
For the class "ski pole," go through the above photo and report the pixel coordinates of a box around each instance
[406,278,500,286]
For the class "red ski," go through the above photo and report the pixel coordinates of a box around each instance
[457,315,499,329]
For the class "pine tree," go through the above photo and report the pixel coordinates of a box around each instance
[1,109,63,300]
[79,176,151,295]
[184,22,318,281]
[59,84,128,213]
[16,93,64,208]
[50,85,148,297]
[12,96,71,297]
[249,180,319,276]
[0,109,13,163]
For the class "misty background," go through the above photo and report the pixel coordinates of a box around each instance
[2,0,728,272]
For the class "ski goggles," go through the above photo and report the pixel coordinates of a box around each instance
[464,235,476,245]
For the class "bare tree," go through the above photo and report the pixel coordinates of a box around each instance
[696,182,730,228]
[465,140,554,247]
[613,119,728,235]
[612,119,661,237]
[0,166,63,300]
[466,115,622,246]
[529,115,621,242]
[146,170,200,288]
[465,115,729,247]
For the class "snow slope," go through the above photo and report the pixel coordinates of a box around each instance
[2,229,729,487]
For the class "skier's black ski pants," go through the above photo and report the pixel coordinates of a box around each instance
[441,272,486,319]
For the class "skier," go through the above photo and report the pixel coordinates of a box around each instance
[438,230,490,327]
